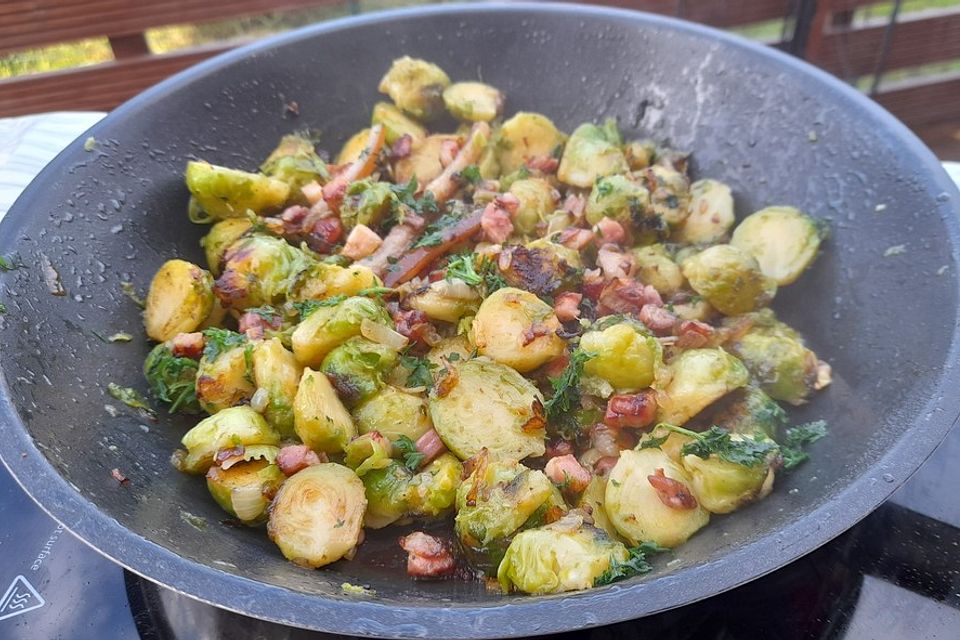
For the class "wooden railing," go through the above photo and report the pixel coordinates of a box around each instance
[1,0,959,135]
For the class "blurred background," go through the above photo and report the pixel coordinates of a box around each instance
[1,0,958,159]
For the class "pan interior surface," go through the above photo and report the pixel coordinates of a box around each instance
[1,4,959,638]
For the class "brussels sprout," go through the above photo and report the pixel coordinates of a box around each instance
[252,338,302,436]
[378,56,450,120]
[196,339,255,414]
[259,134,329,201]
[293,368,356,453]
[496,112,565,175]
[174,406,280,474]
[674,179,734,245]
[524,237,584,271]
[318,263,381,298]
[337,128,372,165]
[509,178,558,236]
[580,323,661,392]
[687,386,786,439]
[215,235,318,310]
[640,165,691,226]
[583,175,649,227]
[406,279,482,324]
[144,260,215,342]
[406,453,463,518]
[339,179,398,230]
[726,313,820,405]
[359,461,412,528]
[655,348,749,425]
[426,334,475,368]
[680,244,777,316]
[631,245,685,296]
[353,387,432,442]
[681,438,776,514]
[320,337,398,407]
[455,454,565,571]
[557,120,628,188]
[430,357,546,460]
[443,82,504,122]
[497,512,629,594]
[206,445,284,523]
[201,218,253,276]
[371,102,428,146]
[185,160,289,219]
[291,296,392,367]
[636,424,694,463]
[577,476,622,542]
[473,287,565,373]
[394,134,460,186]
[670,295,715,322]
[144,343,202,413]
[730,206,824,286]
[267,463,366,568]
[343,431,394,477]
[624,139,657,170]
[605,448,709,547]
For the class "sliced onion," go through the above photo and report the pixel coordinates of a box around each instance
[361,318,409,350]
[432,278,477,300]
[300,180,324,205]
[250,387,270,413]
[231,485,267,522]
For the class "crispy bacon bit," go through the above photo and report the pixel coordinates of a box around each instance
[590,423,637,458]
[648,468,698,510]
[439,139,461,168]
[323,125,385,209]
[526,155,559,173]
[545,439,575,459]
[596,217,627,245]
[639,304,678,336]
[597,278,663,316]
[388,303,439,346]
[675,320,716,349]
[424,122,490,202]
[307,216,343,253]
[553,292,582,322]
[582,268,605,302]
[384,210,483,287]
[238,311,282,340]
[594,456,620,476]
[561,193,587,220]
[391,134,414,160]
[434,365,460,399]
[520,321,553,346]
[276,445,327,477]
[596,245,635,280]
[494,192,520,216]
[341,224,383,260]
[358,212,425,276]
[171,332,204,359]
[604,391,658,429]
[301,182,323,205]
[545,454,592,493]
[111,468,130,485]
[557,227,595,251]
[280,204,311,232]
[481,201,514,243]
[415,429,447,467]
[399,532,456,579]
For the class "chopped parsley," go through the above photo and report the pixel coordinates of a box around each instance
[144,346,200,413]
[668,425,779,467]
[399,353,437,388]
[595,541,668,586]
[595,178,614,198]
[390,178,439,217]
[544,349,594,439]
[394,435,426,472]
[780,420,829,470]
[106,383,156,419]
[638,434,670,450]
[120,281,145,308]
[412,209,467,249]
[444,253,508,294]
[0,255,22,272]
[294,296,346,318]
[459,164,482,185]
[201,328,246,361]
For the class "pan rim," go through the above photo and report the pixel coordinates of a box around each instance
[2,2,960,637]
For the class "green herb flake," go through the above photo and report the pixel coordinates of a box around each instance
[672,425,778,467]
[201,327,247,361]
[459,164,482,185]
[412,209,466,249]
[394,435,426,472]
[145,347,200,413]
[638,434,669,450]
[106,382,156,419]
[293,295,346,318]
[399,353,437,388]
[107,332,133,343]
[594,541,668,586]
[544,349,593,420]
[0,302,6,314]
[445,254,483,286]
[595,178,614,198]
[120,281,145,308]
[0,255,21,272]
[780,420,829,470]
[341,582,376,596]
[390,178,439,218]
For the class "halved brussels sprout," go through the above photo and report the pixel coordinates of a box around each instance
[259,134,329,201]
[624,139,657,170]
[337,128,372,165]
[317,262,381,299]
[726,312,820,405]
[497,512,629,594]
[267,463,367,568]
[473,287,565,373]
[584,175,655,231]
[339,179,398,230]
[175,406,280,474]
[687,386,786,439]
[394,134,460,186]
[293,367,356,453]
[407,279,481,324]
[580,323,661,392]
[320,337,398,407]
[185,160,289,219]
[680,244,777,316]
[557,120,627,188]
[730,206,824,285]
[496,112,565,175]
[343,431,394,477]
[371,102,428,146]
[359,461,412,529]
[196,340,255,414]
[144,260,215,342]
[378,56,450,120]
[605,448,709,547]
[455,454,565,571]
[426,334,475,369]
[631,245,685,296]
[577,476,622,542]
[215,235,317,310]
[353,387,432,442]
[201,218,253,276]
[443,81,504,122]
[681,436,776,514]
[430,357,546,460]
[206,445,284,523]
[252,338,302,436]
[406,453,463,518]
[674,179,734,244]
[655,348,749,425]
[291,296,392,367]
[640,165,691,227]
[509,178,558,236]
[670,295,715,322]
[524,237,584,271]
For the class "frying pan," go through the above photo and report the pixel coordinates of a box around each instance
[1,3,959,638]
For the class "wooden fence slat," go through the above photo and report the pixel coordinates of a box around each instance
[874,72,960,127]
[570,0,794,28]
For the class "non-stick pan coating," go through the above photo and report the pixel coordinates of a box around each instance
[1,4,959,638]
